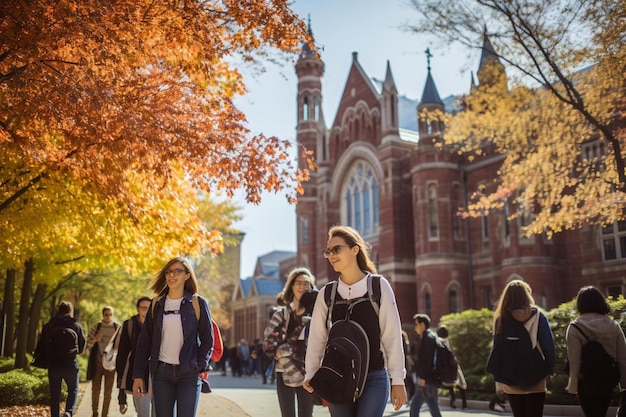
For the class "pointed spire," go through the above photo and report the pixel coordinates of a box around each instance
[300,14,316,58]
[383,60,397,92]
[478,30,503,73]
[420,48,442,105]
[470,70,477,92]
[477,28,507,88]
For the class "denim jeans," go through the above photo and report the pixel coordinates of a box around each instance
[132,393,153,417]
[152,362,201,417]
[49,366,79,417]
[329,369,390,417]
[409,381,442,417]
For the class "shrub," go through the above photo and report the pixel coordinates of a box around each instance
[0,370,40,406]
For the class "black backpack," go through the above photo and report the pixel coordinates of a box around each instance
[48,324,79,361]
[309,274,381,404]
[486,313,548,388]
[570,323,620,395]
[431,337,458,387]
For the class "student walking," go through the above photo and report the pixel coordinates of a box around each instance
[34,301,86,417]
[410,314,442,417]
[87,306,120,417]
[304,225,407,417]
[132,257,214,417]
[487,280,555,417]
[566,286,626,417]
[263,267,317,417]
[116,296,152,417]
[436,325,467,410]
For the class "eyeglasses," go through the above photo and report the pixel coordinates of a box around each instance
[138,305,150,310]
[323,245,352,259]
[293,281,311,288]
[164,268,187,276]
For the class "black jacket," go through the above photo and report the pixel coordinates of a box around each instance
[34,314,86,369]
[116,315,146,391]
[414,328,437,383]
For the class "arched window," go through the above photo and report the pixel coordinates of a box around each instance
[342,161,379,237]
[425,292,432,318]
[313,97,320,120]
[449,289,459,313]
[427,183,439,240]
[303,97,309,121]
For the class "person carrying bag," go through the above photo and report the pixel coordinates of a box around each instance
[263,267,317,417]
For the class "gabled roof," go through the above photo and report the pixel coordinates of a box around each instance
[255,279,285,297]
[254,250,296,278]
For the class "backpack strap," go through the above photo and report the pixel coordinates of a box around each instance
[367,274,381,317]
[570,322,589,339]
[325,280,339,329]
[192,293,201,321]
[325,273,381,328]
[127,317,134,340]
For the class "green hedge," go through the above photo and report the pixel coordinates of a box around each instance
[0,352,88,406]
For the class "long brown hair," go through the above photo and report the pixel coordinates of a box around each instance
[328,225,377,273]
[279,267,316,304]
[493,280,534,334]
[149,256,199,297]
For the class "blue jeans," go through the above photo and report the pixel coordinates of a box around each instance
[49,366,79,417]
[410,381,442,417]
[132,393,153,417]
[329,369,390,417]
[152,362,201,417]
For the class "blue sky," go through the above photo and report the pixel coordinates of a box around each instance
[232,0,481,278]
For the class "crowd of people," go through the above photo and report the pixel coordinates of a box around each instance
[32,225,626,417]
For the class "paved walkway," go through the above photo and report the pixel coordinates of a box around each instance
[74,373,603,417]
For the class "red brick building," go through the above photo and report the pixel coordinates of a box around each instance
[294,26,626,326]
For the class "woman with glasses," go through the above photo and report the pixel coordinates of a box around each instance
[132,257,214,417]
[487,280,555,417]
[263,267,317,417]
[303,225,407,417]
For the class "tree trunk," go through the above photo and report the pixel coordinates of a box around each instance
[2,269,16,357]
[14,259,33,369]
[27,283,47,354]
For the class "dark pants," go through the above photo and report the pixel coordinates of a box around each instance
[507,392,546,417]
[276,372,313,417]
[449,386,467,408]
[579,384,612,417]
[49,366,79,417]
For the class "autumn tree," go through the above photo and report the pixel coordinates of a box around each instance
[406,0,626,234]
[1,0,311,223]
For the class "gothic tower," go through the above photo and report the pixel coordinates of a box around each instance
[294,18,326,272]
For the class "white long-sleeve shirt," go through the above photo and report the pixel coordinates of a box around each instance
[304,275,407,385]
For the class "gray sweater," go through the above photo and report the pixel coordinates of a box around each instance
[566,313,626,394]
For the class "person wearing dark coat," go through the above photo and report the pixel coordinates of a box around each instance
[34,301,86,417]
[116,297,152,417]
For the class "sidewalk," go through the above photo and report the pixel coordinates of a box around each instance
[74,372,607,417]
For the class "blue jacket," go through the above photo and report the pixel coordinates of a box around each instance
[133,291,214,380]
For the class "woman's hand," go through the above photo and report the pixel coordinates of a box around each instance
[303,379,314,393]
[132,378,144,397]
[390,384,407,410]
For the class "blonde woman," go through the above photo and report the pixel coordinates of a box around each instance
[132,257,213,417]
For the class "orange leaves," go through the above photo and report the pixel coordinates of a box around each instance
[0,0,311,274]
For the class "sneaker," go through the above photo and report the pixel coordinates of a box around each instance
[493,403,505,412]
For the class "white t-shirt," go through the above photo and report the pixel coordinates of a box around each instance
[159,296,184,364]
